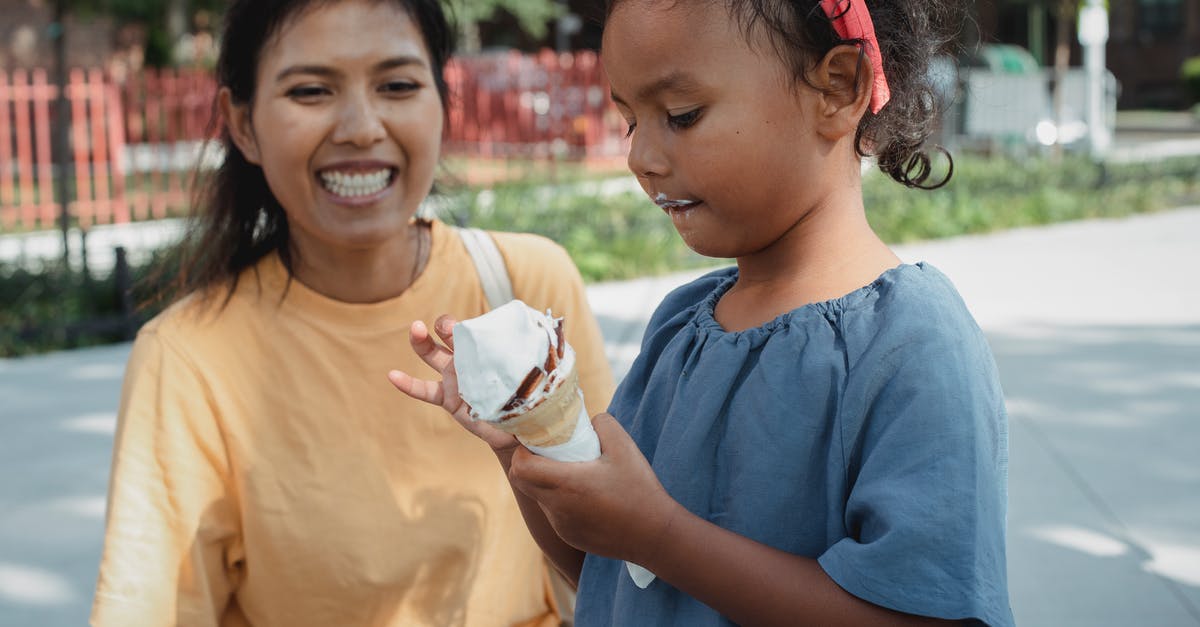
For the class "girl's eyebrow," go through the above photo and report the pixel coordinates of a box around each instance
[611,70,702,106]
[274,55,428,81]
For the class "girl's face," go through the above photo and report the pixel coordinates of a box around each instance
[602,1,836,259]
[226,0,443,255]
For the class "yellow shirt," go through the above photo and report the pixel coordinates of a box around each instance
[92,220,615,627]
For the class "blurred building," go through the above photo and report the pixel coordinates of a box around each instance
[0,0,118,70]
[976,0,1200,108]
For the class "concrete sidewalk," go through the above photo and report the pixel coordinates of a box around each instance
[3,208,1199,626]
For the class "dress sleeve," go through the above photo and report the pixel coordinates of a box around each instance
[91,328,242,626]
[493,232,616,418]
[817,316,1011,626]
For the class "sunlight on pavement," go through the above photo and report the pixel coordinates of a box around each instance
[66,363,125,381]
[0,562,76,605]
[1029,525,1200,589]
[1141,540,1200,588]
[1028,524,1130,557]
[49,496,107,520]
[60,413,117,436]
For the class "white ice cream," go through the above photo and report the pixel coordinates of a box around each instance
[454,300,652,587]
[453,300,566,422]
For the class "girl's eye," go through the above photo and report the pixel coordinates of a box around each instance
[286,85,329,100]
[623,121,637,138]
[667,108,701,130]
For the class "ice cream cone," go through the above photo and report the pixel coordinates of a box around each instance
[494,366,585,448]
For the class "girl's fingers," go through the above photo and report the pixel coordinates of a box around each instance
[386,370,444,406]
[409,320,453,372]
[508,445,573,493]
[433,315,458,351]
[590,413,625,451]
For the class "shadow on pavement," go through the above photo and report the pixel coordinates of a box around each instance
[993,324,1200,626]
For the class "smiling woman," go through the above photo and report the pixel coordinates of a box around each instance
[89,1,615,626]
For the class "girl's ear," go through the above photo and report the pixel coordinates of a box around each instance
[219,87,262,165]
[810,44,872,141]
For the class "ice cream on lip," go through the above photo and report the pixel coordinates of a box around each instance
[653,192,699,210]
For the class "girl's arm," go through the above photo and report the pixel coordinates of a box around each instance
[388,317,586,584]
[508,417,963,627]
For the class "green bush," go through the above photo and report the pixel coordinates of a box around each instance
[863,154,1200,243]
[0,251,174,357]
[1182,56,1200,106]
[4,153,1199,357]
[439,182,712,282]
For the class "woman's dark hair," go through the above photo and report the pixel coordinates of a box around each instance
[154,0,454,307]
[605,0,960,189]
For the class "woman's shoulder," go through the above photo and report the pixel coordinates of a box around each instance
[135,271,272,362]
[484,229,573,267]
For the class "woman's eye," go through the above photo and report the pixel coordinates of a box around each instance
[286,85,329,100]
[381,81,420,94]
[667,108,701,129]
[623,121,637,138]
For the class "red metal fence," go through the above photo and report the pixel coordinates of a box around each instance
[0,49,628,233]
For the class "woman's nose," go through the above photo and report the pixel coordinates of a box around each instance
[332,92,387,147]
[626,127,669,179]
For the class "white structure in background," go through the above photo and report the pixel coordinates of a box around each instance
[959,44,1117,155]
[1078,0,1111,156]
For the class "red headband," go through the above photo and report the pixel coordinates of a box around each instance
[819,0,891,113]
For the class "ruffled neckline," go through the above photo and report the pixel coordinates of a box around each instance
[689,263,923,341]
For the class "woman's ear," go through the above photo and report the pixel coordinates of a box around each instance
[219,87,261,165]
[810,44,872,141]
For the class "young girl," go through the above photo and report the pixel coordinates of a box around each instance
[392,0,1012,625]
[91,0,614,625]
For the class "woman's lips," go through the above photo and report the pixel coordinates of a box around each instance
[316,165,398,204]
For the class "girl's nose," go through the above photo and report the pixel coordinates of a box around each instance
[626,128,669,179]
[332,93,387,147]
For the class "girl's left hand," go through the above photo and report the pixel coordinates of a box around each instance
[507,413,684,565]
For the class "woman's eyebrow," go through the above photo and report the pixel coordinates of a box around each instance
[274,56,427,82]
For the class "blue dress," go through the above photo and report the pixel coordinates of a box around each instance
[576,263,1013,627]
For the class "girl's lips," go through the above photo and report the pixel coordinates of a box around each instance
[653,193,700,211]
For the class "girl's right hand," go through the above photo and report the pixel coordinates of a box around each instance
[388,315,519,453]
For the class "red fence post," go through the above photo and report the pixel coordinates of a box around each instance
[106,78,129,224]
[86,68,112,226]
[0,70,14,229]
[32,69,56,229]
[14,70,37,230]
[68,69,93,228]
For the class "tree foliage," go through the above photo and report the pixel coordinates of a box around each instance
[448,0,562,39]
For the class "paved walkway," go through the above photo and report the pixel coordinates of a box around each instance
[2,208,1199,626]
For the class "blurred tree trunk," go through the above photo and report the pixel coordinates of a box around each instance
[1051,0,1075,158]
[53,0,71,265]
[166,0,187,42]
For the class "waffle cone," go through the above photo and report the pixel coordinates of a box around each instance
[494,366,584,448]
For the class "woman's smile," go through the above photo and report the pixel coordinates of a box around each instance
[316,162,399,204]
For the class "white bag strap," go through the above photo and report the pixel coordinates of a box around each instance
[456,226,514,309]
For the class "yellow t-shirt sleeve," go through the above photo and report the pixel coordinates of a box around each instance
[493,232,616,418]
[92,326,242,626]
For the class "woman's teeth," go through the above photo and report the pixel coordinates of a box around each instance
[319,169,392,197]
